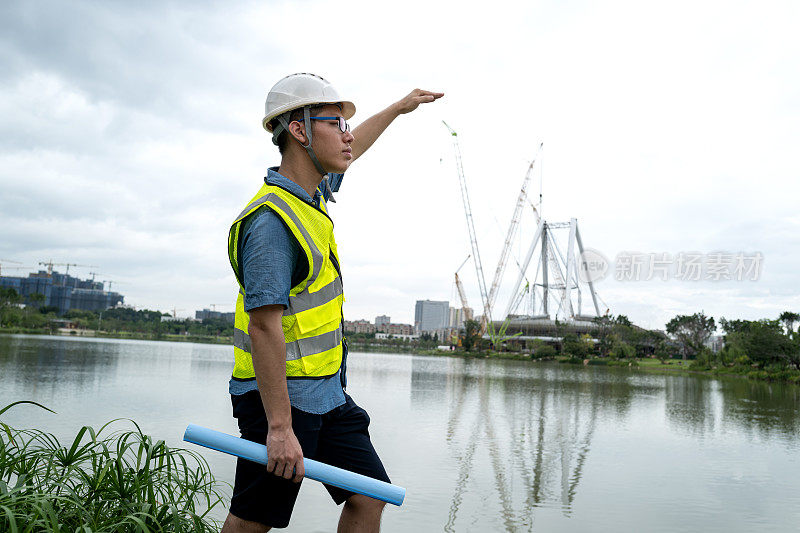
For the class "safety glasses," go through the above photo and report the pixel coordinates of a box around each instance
[295,116,350,133]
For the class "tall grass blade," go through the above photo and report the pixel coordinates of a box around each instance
[0,410,226,531]
[0,401,56,417]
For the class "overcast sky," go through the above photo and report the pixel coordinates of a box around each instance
[1,0,798,330]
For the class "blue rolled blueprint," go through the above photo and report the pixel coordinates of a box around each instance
[183,424,405,506]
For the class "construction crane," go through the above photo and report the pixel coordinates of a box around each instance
[101,280,123,292]
[486,143,543,313]
[0,265,34,276]
[38,260,97,276]
[454,255,472,321]
[0,259,23,277]
[487,144,570,320]
[443,121,492,333]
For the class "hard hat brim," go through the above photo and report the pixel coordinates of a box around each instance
[263,99,356,132]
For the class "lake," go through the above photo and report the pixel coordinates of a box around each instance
[1,334,799,532]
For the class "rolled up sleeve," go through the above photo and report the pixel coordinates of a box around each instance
[240,208,299,312]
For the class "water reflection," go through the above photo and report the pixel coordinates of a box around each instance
[0,334,121,395]
[189,343,233,377]
[663,374,800,441]
[721,378,800,440]
[3,337,800,532]
[409,358,642,532]
[665,376,719,436]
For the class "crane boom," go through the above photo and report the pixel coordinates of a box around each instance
[486,143,543,313]
[38,261,98,276]
[454,254,471,313]
[0,259,21,277]
[443,121,491,332]
[454,273,469,311]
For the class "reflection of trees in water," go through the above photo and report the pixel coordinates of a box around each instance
[665,376,718,436]
[720,379,800,438]
[664,375,800,440]
[425,361,628,533]
[0,335,122,395]
[189,343,232,377]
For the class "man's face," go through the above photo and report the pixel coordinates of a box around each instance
[307,104,354,174]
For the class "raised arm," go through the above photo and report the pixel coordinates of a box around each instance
[350,88,444,161]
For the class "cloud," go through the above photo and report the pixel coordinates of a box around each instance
[1,0,799,329]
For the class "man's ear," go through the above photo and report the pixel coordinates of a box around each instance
[288,120,308,145]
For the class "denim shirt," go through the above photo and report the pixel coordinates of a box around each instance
[229,168,347,415]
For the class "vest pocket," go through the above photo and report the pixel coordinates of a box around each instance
[293,299,342,336]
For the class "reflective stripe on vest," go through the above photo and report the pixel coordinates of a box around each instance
[228,182,344,380]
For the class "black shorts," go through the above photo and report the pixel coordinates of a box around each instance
[229,390,390,529]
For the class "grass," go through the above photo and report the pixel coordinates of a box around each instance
[634,358,693,369]
[580,357,800,383]
[94,331,232,345]
[0,401,226,532]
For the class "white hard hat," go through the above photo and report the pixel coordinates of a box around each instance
[262,73,355,132]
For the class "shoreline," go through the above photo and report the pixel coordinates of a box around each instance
[0,327,231,345]
[2,330,797,385]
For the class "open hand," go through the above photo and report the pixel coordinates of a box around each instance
[394,88,444,115]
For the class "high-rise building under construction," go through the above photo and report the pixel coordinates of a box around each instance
[0,270,124,314]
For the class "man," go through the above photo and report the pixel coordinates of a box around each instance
[222,73,443,532]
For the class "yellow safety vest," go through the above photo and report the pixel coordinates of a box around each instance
[228,181,344,381]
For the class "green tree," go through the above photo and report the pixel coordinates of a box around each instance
[743,320,795,368]
[615,315,632,327]
[1,307,23,328]
[461,319,481,352]
[612,320,650,356]
[654,338,680,362]
[21,311,47,329]
[562,333,590,357]
[665,312,716,360]
[531,343,557,359]
[634,329,666,357]
[609,338,636,359]
[593,314,614,357]
[29,292,45,308]
[721,318,798,369]
[0,287,20,307]
[718,331,748,366]
[719,318,751,335]
[0,288,22,328]
[779,311,800,335]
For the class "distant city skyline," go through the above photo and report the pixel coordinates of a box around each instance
[0,263,790,335]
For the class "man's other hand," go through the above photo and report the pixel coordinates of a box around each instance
[266,426,305,483]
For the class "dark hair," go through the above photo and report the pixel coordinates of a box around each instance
[271,104,327,155]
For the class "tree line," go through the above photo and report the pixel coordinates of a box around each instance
[0,287,233,339]
[658,311,800,373]
[455,310,800,381]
